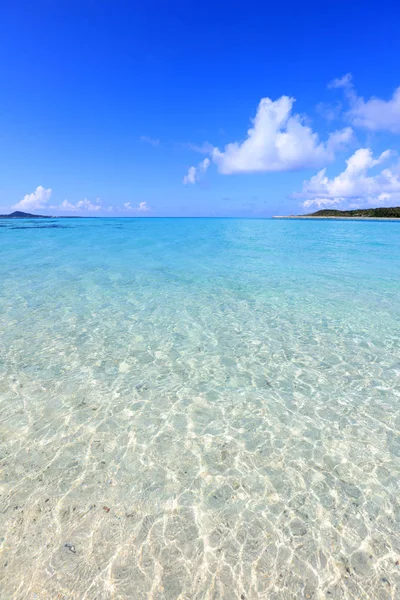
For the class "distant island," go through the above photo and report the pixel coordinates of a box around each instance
[0,211,52,218]
[274,207,400,219]
[0,211,82,219]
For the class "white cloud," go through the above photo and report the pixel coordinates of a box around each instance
[124,201,150,212]
[298,148,400,209]
[330,74,400,134]
[183,166,197,185]
[351,89,400,134]
[316,101,343,122]
[140,136,160,146]
[187,142,214,154]
[75,197,102,211]
[201,158,210,172]
[329,73,353,90]
[211,96,352,175]
[58,199,76,211]
[183,158,211,184]
[13,189,113,214]
[56,197,105,212]
[14,186,52,211]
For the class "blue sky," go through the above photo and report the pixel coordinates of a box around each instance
[1,0,399,216]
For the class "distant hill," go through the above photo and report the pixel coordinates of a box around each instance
[305,207,400,218]
[0,211,52,218]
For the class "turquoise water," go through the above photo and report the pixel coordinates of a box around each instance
[0,217,399,599]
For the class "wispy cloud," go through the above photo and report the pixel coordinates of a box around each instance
[123,201,150,212]
[187,142,214,154]
[329,73,354,91]
[297,148,400,209]
[316,101,343,122]
[183,166,197,185]
[330,74,400,134]
[183,158,210,185]
[140,135,160,146]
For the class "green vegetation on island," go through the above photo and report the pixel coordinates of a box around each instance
[0,211,51,218]
[0,211,81,219]
[304,207,400,218]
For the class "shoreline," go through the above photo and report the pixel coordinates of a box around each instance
[273,216,400,221]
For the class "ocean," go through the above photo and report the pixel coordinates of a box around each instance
[1,217,399,598]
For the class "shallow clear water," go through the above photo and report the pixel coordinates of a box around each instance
[0,217,399,599]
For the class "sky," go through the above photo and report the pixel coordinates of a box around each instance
[0,0,400,217]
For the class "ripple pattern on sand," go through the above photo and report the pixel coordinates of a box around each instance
[0,218,399,599]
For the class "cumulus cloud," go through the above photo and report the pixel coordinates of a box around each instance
[13,188,112,214]
[297,148,400,209]
[124,201,150,212]
[140,135,160,146]
[330,74,400,134]
[57,197,104,212]
[58,200,76,211]
[76,197,102,211]
[211,96,352,175]
[12,188,114,214]
[14,186,52,211]
[183,158,210,184]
